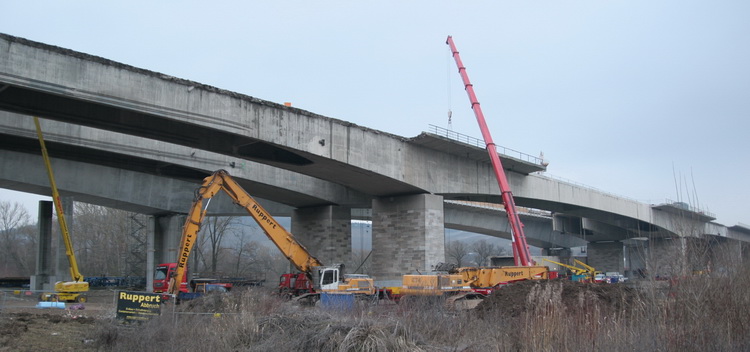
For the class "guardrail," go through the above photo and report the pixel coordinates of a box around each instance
[661,199,716,219]
[427,124,545,165]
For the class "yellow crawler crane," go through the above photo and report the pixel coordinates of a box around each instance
[453,265,552,294]
[34,117,89,302]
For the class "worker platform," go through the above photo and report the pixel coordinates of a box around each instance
[410,125,547,175]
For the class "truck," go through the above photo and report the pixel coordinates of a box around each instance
[153,262,187,294]
[167,170,378,303]
[278,272,314,297]
[34,117,89,303]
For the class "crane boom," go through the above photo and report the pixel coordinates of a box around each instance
[169,170,324,294]
[34,117,84,283]
[446,36,533,266]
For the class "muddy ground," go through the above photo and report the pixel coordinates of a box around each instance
[0,289,115,351]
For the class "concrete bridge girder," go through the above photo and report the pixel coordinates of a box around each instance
[444,203,587,249]
[0,149,293,216]
[0,110,371,208]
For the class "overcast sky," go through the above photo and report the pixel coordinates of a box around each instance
[1,1,748,226]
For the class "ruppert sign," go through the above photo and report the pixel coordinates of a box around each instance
[116,291,163,321]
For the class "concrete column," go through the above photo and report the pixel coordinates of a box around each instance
[371,194,445,282]
[291,205,352,267]
[145,214,185,291]
[708,237,742,275]
[646,237,686,278]
[152,215,186,264]
[146,217,156,292]
[31,201,53,290]
[587,241,624,273]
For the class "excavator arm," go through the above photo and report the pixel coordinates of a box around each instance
[168,170,323,294]
[541,258,588,276]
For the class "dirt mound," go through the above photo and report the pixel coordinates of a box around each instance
[474,279,637,319]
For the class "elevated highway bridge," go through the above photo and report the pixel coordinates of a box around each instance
[1,33,747,285]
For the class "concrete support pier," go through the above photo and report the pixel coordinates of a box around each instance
[371,194,445,282]
[146,214,185,291]
[292,205,352,267]
[31,200,53,290]
[587,241,625,274]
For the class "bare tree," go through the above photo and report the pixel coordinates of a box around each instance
[63,203,149,281]
[471,239,502,266]
[446,240,470,267]
[0,201,32,275]
[195,216,238,275]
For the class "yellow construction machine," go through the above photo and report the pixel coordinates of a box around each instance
[167,170,377,302]
[542,258,601,283]
[34,117,89,302]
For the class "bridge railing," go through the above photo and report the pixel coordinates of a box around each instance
[428,125,545,165]
[661,199,716,219]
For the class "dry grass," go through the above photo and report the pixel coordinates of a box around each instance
[92,263,750,351]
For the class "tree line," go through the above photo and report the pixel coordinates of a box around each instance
[0,198,508,282]
[0,200,291,282]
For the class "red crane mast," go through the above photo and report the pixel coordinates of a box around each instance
[446,35,533,267]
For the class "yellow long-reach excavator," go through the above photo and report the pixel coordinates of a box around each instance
[34,117,89,303]
[166,170,376,301]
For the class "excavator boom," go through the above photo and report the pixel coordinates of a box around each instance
[169,170,324,294]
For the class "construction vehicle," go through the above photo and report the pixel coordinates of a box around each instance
[176,279,233,301]
[542,258,600,283]
[389,37,552,303]
[153,262,188,294]
[377,37,555,306]
[278,272,314,297]
[452,265,555,295]
[34,117,89,303]
[166,170,377,303]
[400,273,471,297]
[446,36,535,268]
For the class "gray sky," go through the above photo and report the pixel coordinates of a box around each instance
[1,1,748,226]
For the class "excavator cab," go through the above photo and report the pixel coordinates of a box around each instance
[312,265,376,296]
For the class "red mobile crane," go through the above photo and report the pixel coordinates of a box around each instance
[446,36,533,267]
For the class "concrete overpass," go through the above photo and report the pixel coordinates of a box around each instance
[1,33,747,282]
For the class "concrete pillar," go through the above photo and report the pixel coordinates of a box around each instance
[371,194,445,282]
[31,201,53,290]
[624,239,650,278]
[151,215,186,264]
[646,237,686,278]
[146,214,185,291]
[708,237,742,275]
[291,205,352,267]
[587,241,624,274]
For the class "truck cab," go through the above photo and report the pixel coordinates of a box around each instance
[153,263,188,293]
